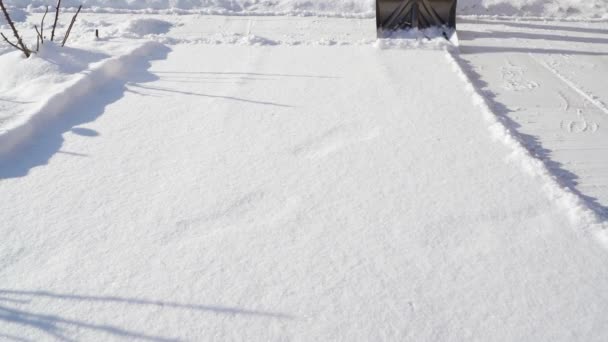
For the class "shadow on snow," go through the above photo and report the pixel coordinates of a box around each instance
[450,52,608,219]
[0,45,171,180]
[0,289,293,341]
[458,19,608,56]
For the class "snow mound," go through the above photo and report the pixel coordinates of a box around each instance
[235,34,279,46]
[148,33,281,46]
[0,41,168,157]
[6,0,608,19]
[0,42,109,134]
[0,42,107,96]
[375,28,458,49]
[119,18,173,36]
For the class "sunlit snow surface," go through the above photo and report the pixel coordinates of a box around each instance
[3,0,608,18]
[0,10,608,342]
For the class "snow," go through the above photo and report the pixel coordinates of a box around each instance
[1,4,608,342]
[0,40,166,157]
[456,18,608,218]
[0,7,27,25]
[459,0,608,19]
[0,44,107,135]
[2,40,608,340]
[3,0,608,19]
[118,18,173,36]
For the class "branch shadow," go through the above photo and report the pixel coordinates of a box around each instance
[0,289,293,342]
[128,83,293,108]
[153,71,340,88]
[458,44,608,56]
[459,18,608,35]
[0,45,172,180]
[460,29,608,45]
[450,52,608,219]
[0,99,33,104]
[155,71,340,79]
[158,76,280,84]
[457,30,608,56]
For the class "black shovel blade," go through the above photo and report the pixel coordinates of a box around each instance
[376,0,457,37]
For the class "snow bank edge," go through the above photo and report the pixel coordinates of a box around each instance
[445,50,608,250]
[0,41,168,159]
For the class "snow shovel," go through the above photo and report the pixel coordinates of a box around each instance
[376,0,458,43]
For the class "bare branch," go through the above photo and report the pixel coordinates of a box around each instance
[61,5,82,47]
[51,0,61,41]
[1,32,26,53]
[0,0,30,57]
[35,24,43,45]
[36,33,40,51]
[40,5,49,41]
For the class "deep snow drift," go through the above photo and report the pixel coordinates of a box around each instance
[4,0,608,19]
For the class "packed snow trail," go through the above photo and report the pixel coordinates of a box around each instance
[457,18,608,216]
[2,35,608,341]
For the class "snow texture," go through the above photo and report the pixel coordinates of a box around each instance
[4,0,608,19]
[1,7,608,342]
[0,7,27,25]
[118,18,173,36]
[0,41,165,157]
[447,50,608,247]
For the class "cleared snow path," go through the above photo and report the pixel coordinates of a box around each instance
[1,16,608,341]
[458,19,608,215]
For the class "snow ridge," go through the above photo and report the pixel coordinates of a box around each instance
[0,41,167,158]
[446,50,608,249]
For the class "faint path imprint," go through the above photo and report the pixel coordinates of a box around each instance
[293,123,381,159]
[161,191,266,243]
[531,54,608,116]
[163,191,303,244]
[500,59,539,92]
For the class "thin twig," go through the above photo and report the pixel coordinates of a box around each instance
[36,33,40,51]
[0,0,30,57]
[51,0,61,41]
[40,5,49,41]
[61,5,81,47]
[1,32,26,53]
[34,25,43,45]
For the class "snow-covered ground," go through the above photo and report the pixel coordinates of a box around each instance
[4,0,608,19]
[457,18,608,218]
[1,7,608,342]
